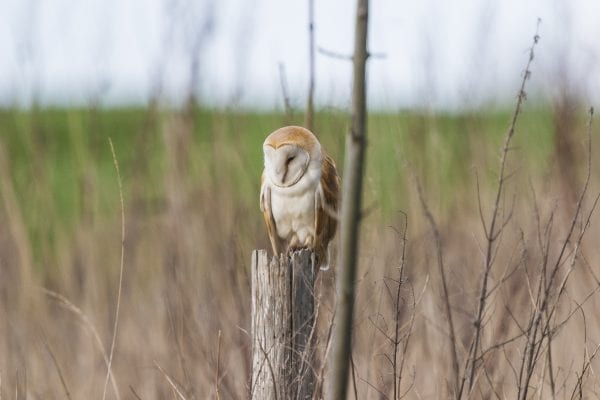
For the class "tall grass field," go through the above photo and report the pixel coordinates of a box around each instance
[1,104,599,398]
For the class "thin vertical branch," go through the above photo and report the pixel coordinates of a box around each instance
[305,0,315,131]
[462,20,541,397]
[545,308,556,398]
[391,212,412,399]
[102,138,125,400]
[328,0,369,399]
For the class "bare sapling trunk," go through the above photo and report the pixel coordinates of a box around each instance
[328,0,369,399]
[251,249,316,400]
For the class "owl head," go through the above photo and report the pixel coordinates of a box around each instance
[263,126,322,188]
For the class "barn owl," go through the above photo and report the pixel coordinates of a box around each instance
[260,126,340,268]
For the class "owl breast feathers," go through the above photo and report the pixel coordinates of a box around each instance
[260,126,340,268]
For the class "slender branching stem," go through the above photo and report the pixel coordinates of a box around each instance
[464,21,541,397]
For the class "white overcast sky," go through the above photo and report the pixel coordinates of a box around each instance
[0,0,599,109]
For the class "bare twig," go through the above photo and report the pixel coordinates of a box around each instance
[397,282,418,400]
[317,47,352,60]
[517,108,595,400]
[569,305,600,400]
[318,46,386,60]
[357,372,389,399]
[463,20,541,397]
[392,212,410,400]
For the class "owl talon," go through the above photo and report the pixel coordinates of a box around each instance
[303,235,314,248]
[287,235,300,252]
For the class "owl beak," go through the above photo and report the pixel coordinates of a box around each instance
[282,161,308,187]
[273,166,286,185]
[269,149,309,188]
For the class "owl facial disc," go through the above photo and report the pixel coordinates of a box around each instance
[264,144,310,188]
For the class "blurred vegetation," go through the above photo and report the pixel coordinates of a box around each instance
[0,106,566,270]
[1,104,599,398]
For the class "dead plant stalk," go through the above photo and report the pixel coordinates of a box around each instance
[463,21,541,397]
[102,138,125,400]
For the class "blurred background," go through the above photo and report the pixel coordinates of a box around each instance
[1,0,600,399]
[1,0,600,108]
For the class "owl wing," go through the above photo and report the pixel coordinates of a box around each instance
[315,153,340,267]
[260,171,283,256]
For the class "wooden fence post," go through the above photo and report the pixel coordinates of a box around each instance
[251,249,316,400]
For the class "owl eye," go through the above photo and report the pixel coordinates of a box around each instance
[286,155,295,165]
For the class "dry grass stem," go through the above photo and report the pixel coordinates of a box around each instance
[42,336,72,400]
[215,329,222,400]
[42,288,120,397]
[101,138,125,400]
[154,361,189,400]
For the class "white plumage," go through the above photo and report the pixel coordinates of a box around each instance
[260,126,340,267]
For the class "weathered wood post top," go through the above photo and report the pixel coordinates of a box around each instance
[251,249,316,400]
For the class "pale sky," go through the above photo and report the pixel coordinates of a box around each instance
[0,0,599,109]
